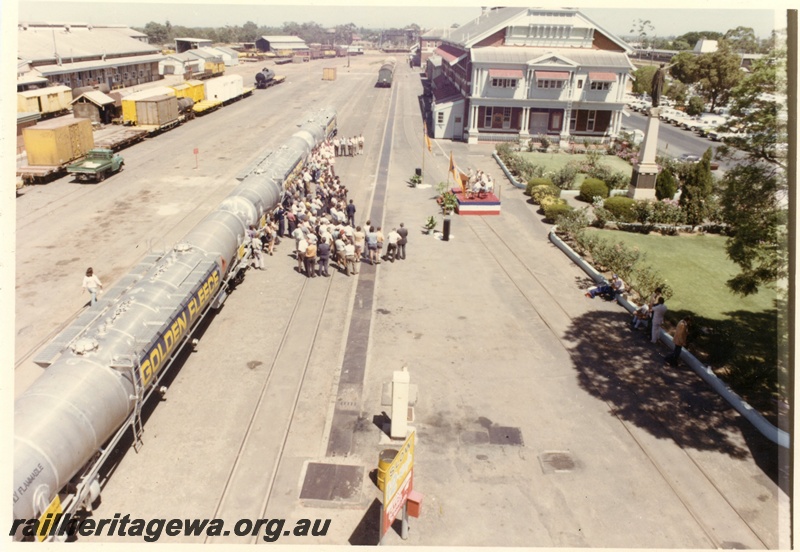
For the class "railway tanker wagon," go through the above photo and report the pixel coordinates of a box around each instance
[376,57,396,88]
[12,106,338,542]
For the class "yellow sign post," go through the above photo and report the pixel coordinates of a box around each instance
[381,431,415,543]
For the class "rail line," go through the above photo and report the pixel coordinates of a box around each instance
[467,214,769,549]
[203,68,389,543]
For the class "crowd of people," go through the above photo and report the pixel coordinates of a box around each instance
[332,134,364,157]
[243,134,408,279]
[466,168,495,195]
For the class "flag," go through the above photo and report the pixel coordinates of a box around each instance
[424,121,432,152]
[449,151,462,191]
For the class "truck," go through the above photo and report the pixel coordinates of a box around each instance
[66,148,124,182]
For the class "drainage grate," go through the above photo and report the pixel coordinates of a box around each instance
[539,451,576,474]
[488,426,523,446]
[300,463,363,502]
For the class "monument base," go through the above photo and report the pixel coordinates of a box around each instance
[628,166,657,200]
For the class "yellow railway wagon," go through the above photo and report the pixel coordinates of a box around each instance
[23,117,94,166]
[17,86,73,115]
[121,87,176,124]
[170,80,205,103]
[205,61,225,77]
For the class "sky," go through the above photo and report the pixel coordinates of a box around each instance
[9,0,790,39]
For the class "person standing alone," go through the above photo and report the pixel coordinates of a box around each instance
[83,267,103,305]
[664,315,692,366]
[396,223,408,259]
[650,297,667,344]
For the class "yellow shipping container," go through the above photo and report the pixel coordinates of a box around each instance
[184,80,206,102]
[23,117,94,166]
[322,67,337,81]
[170,81,206,103]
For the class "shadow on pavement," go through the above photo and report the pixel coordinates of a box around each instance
[562,309,780,485]
[348,498,381,545]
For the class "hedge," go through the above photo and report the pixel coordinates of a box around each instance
[603,196,637,222]
[529,184,561,205]
[542,199,573,223]
[578,178,609,202]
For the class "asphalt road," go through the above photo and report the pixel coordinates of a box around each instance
[620,109,741,171]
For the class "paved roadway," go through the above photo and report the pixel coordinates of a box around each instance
[13,54,789,547]
[620,109,741,171]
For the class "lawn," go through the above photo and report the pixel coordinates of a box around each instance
[518,151,633,188]
[591,228,783,409]
[590,230,776,318]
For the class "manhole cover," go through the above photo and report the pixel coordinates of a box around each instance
[488,426,523,446]
[540,451,576,474]
[300,463,363,502]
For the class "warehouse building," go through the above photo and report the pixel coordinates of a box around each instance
[18,22,164,90]
[255,35,310,59]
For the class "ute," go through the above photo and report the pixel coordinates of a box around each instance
[66,148,124,182]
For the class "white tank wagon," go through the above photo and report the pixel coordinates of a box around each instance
[12,106,338,541]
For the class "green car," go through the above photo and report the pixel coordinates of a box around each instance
[66,148,124,182]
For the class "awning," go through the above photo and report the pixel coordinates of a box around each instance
[535,70,569,80]
[488,68,524,79]
[589,72,617,82]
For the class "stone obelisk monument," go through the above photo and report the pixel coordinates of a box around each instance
[628,64,667,200]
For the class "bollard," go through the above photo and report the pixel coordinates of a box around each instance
[415,167,422,177]
[442,216,451,241]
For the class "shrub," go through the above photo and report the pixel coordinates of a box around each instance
[656,168,678,200]
[604,196,637,222]
[628,264,673,302]
[496,143,514,161]
[542,200,573,223]
[592,206,612,228]
[554,207,590,237]
[526,177,553,191]
[530,184,561,205]
[579,178,609,202]
[586,163,630,190]
[651,199,686,225]
[686,95,705,117]
[552,162,580,189]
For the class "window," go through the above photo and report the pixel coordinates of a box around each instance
[484,107,494,127]
[502,107,511,129]
[437,112,444,124]
[590,81,611,91]
[569,111,577,131]
[536,79,564,89]
[491,78,517,88]
[577,80,583,89]
[587,110,596,131]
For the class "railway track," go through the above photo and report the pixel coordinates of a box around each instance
[466,214,770,549]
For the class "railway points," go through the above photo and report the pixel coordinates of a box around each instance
[11,53,788,547]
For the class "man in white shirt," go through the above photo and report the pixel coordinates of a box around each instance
[385,228,400,262]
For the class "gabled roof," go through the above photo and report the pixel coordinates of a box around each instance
[71,90,115,106]
[443,7,631,53]
[260,35,306,43]
[444,7,527,47]
[18,24,159,63]
[472,47,634,70]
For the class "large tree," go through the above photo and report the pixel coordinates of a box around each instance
[723,26,759,53]
[675,42,744,112]
[631,65,658,96]
[717,50,788,295]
